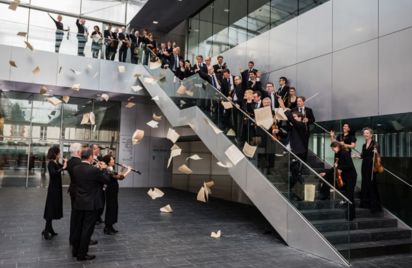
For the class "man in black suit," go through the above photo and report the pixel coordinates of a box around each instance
[192,55,208,80]
[253,91,263,109]
[292,96,315,157]
[275,76,289,108]
[67,143,82,246]
[213,55,227,82]
[91,144,105,225]
[247,71,263,94]
[169,47,183,73]
[220,69,234,97]
[72,148,110,261]
[241,61,258,89]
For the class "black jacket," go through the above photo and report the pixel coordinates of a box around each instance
[285,110,309,155]
[67,156,82,196]
[72,162,110,211]
[292,106,315,125]
[241,68,258,88]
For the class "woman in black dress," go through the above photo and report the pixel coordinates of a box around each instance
[42,145,67,240]
[320,141,357,220]
[360,127,382,213]
[102,155,131,235]
[330,123,357,152]
[286,87,298,110]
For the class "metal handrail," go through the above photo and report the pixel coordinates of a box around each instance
[148,67,352,204]
[314,122,412,189]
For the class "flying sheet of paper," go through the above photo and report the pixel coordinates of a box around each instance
[176,85,186,95]
[242,142,257,158]
[70,68,81,75]
[217,161,232,168]
[274,108,288,121]
[197,186,207,203]
[62,96,70,103]
[194,83,202,88]
[39,86,47,95]
[153,113,162,121]
[146,120,159,129]
[8,0,19,11]
[180,100,186,107]
[204,118,223,134]
[89,112,95,125]
[58,66,63,74]
[149,61,162,70]
[128,96,135,102]
[147,188,164,200]
[204,180,215,188]
[170,144,181,150]
[225,144,245,166]
[126,102,136,108]
[47,97,62,106]
[166,128,180,143]
[9,60,17,68]
[72,84,80,91]
[152,96,159,101]
[80,113,90,125]
[132,129,144,144]
[186,154,202,161]
[226,129,236,137]
[101,93,109,101]
[118,65,126,73]
[167,147,182,168]
[32,66,40,75]
[254,106,273,130]
[178,164,192,174]
[144,77,156,84]
[131,85,143,92]
[210,230,221,238]
[156,74,166,81]
[221,101,233,109]
[304,184,316,202]
[17,31,26,37]
[160,204,173,213]
[185,90,194,97]
[24,41,33,51]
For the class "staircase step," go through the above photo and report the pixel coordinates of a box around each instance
[324,227,412,245]
[335,238,412,258]
[312,217,398,232]
[300,208,382,221]
[294,200,346,210]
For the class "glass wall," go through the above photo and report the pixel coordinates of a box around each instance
[186,0,328,61]
[0,90,121,188]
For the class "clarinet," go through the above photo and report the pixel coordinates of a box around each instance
[115,162,141,175]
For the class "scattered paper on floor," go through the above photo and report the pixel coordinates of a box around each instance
[225,144,244,166]
[147,188,164,200]
[166,128,180,143]
[254,106,273,130]
[160,204,173,213]
[242,142,257,158]
[210,230,221,238]
[146,120,159,128]
[132,129,144,144]
[178,164,192,174]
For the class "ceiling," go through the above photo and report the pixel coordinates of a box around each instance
[129,0,211,33]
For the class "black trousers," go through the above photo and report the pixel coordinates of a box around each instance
[119,46,128,62]
[72,210,97,257]
[105,182,119,226]
[97,189,105,221]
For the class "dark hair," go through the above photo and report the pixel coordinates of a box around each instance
[330,141,344,150]
[81,148,93,160]
[248,61,254,65]
[266,82,274,86]
[217,55,223,60]
[279,76,288,84]
[197,55,203,59]
[253,91,262,97]
[223,69,230,74]
[291,111,303,119]
[289,87,296,91]
[94,25,100,31]
[47,145,60,160]
[102,154,113,165]
[297,96,306,102]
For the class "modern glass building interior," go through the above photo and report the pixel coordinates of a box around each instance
[0,0,412,267]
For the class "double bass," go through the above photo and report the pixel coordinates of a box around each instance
[373,145,384,173]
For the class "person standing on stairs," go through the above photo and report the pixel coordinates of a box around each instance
[320,142,357,221]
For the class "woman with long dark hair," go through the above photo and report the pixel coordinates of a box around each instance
[42,145,67,240]
[102,155,131,235]
[360,127,382,213]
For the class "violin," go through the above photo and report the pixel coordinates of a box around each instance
[373,145,384,173]
[335,158,344,188]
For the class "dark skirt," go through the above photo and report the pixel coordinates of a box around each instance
[105,180,119,225]
[43,162,63,220]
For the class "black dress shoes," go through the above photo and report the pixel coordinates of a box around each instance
[42,230,52,240]
[110,226,118,233]
[104,228,114,235]
[77,254,96,261]
[89,239,98,245]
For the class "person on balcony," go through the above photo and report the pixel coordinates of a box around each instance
[76,18,88,57]
[90,25,103,59]
[48,13,69,53]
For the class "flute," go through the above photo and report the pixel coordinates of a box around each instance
[115,162,142,175]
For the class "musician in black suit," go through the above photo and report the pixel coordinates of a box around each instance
[192,55,208,80]
[67,143,82,246]
[292,96,315,158]
[220,69,234,96]
[247,71,263,94]
[71,148,110,261]
[213,55,227,82]
[275,77,289,108]
[241,61,258,89]
[90,144,105,225]
[169,47,183,73]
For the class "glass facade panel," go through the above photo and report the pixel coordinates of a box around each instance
[0,91,121,187]
[198,3,214,57]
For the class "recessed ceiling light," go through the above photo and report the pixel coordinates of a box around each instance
[153,20,159,24]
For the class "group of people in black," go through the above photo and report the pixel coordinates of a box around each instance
[42,143,131,261]
[167,54,382,222]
